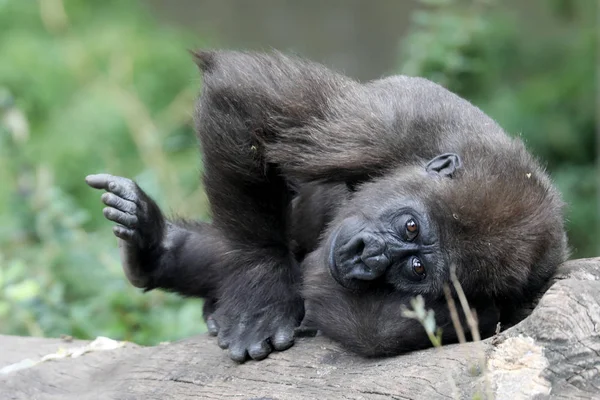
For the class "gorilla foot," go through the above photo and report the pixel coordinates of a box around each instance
[214,296,303,362]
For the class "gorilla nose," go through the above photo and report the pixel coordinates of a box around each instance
[336,232,391,281]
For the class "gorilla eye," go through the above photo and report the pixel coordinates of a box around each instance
[411,257,425,277]
[405,219,419,240]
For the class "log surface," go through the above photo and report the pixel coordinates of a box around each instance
[2,258,599,400]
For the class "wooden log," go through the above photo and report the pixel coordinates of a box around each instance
[1,258,599,400]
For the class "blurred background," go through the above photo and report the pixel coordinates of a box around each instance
[0,0,597,345]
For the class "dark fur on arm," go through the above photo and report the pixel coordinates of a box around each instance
[192,50,503,183]
[143,220,227,299]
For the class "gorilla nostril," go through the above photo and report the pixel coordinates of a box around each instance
[330,223,393,285]
[339,234,366,257]
[354,239,365,258]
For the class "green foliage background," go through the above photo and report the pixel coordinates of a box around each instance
[0,0,597,344]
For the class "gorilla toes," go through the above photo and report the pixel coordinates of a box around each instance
[103,206,138,229]
[214,307,299,363]
[202,299,219,336]
[86,174,140,203]
[221,326,295,362]
[101,192,137,214]
[206,316,220,337]
[217,334,230,350]
[271,326,295,351]
[247,341,271,361]
[86,173,170,289]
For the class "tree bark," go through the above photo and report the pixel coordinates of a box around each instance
[1,258,599,400]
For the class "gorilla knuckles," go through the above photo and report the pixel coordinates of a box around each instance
[87,51,567,361]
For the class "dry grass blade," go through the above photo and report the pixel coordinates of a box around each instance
[443,283,466,344]
[449,265,481,342]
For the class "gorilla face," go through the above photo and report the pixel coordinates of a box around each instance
[327,197,446,295]
[324,154,461,295]
[328,206,442,291]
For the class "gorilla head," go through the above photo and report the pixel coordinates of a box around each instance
[301,140,566,356]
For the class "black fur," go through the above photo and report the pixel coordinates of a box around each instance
[86,50,568,362]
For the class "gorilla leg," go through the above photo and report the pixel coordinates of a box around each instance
[194,76,304,363]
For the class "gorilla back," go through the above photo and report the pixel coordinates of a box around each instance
[87,50,567,362]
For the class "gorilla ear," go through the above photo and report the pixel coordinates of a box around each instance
[425,153,462,178]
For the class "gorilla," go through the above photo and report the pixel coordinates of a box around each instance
[86,50,568,363]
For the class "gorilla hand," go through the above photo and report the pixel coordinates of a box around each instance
[85,173,165,288]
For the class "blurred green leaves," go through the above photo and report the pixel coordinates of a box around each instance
[0,0,209,344]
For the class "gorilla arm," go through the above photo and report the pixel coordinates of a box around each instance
[194,50,499,183]
[85,174,225,330]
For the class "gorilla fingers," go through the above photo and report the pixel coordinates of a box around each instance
[86,174,166,288]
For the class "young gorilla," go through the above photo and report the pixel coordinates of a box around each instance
[86,51,568,363]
